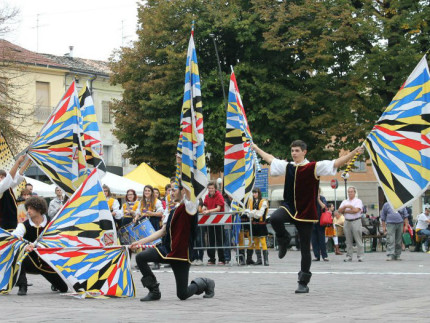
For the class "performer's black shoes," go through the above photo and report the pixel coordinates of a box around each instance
[192,277,215,298]
[295,271,312,294]
[263,250,269,266]
[17,284,27,296]
[277,235,291,259]
[254,250,263,265]
[246,249,255,265]
[140,276,161,301]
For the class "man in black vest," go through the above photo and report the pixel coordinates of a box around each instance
[12,196,68,295]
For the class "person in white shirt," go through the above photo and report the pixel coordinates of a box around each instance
[102,184,121,225]
[338,187,364,262]
[253,140,363,294]
[416,207,430,249]
[0,155,30,230]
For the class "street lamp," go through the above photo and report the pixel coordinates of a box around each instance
[209,33,227,112]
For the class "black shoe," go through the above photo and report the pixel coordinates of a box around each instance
[192,277,215,298]
[246,249,255,265]
[152,263,160,270]
[17,285,27,296]
[254,250,262,265]
[140,276,161,301]
[263,250,269,266]
[277,235,291,259]
[51,285,59,292]
[312,258,320,261]
[295,271,312,294]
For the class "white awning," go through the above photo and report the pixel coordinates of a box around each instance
[24,176,56,198]
[100,172,145,197]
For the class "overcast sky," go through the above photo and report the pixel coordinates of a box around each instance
[3,0,141,61]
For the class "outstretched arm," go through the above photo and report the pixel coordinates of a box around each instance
[9,155,26,179]
[252,144,275,164]
[334,146,364,169]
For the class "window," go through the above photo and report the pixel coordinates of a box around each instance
[103,145,112,165]
[35,81,51,122]
[102,101,111,123]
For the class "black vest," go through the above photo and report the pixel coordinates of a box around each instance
[23,217,48,242]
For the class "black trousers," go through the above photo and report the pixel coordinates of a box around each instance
[207,226,225,262]
[17,253,68,292]
[135,248,198,300]
[270,207,314,273]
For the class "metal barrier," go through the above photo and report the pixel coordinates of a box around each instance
[192,211,253,266]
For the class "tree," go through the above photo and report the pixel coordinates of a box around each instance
[110,0,430,175]
[0,4,32,151]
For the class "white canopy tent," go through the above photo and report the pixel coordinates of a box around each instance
[25,172,145,198]
[100,172,145,197]
[24,176,56,198]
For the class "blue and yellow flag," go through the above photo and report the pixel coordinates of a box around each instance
[36,246,135,298]
[364,55,430,210]
[224,70,256,206]
[37,168,117,248]
[79,83,106,175]
[28,81,87,196]
[0,228,27,294]
[179,23,208,200]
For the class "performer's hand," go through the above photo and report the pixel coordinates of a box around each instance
[17,155,26,164]
[25,243,34,252]
[251,143,258,151]
[130,242,140,251]
[202,210,209,215]
[354,146,364,155]
[176,153,182,164]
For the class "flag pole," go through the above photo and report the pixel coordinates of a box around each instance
[229,66,262,173]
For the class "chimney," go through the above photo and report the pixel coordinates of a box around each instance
[69,46,74,58]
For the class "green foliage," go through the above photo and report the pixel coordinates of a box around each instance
[110,0,430,175]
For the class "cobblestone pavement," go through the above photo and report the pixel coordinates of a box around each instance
[1,249,429,322]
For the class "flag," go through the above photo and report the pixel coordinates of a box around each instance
[37,168,117,248]
[364,55,430,210]
[36,246,135,298]
[0,228,27,294]
[28,81,87,196]
[78,83,106,174]
[179,23,208,201]
[224,70,256,206]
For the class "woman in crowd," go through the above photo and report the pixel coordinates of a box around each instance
[102,184,121,227]
[333,210,345,255]
[135,185,164,269]
[247,187,270,266]
[121,189,139,228]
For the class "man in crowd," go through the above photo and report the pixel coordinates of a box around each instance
[380,202,408,261]
[253,140,363,293]
[416,206,430,250]
[202,181,226,265]
[48,187,64,220]
[338,187,364,262]
[25,183,37,196]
